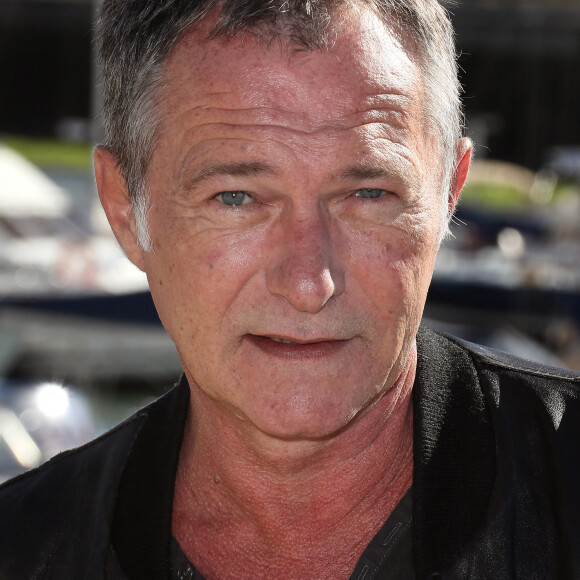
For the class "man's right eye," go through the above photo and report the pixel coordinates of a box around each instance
[216,191,253,206]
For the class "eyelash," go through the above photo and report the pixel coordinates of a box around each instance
[214,191,254,207]
[353,188,387,200]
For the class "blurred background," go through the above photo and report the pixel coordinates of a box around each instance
[1,0,580,479]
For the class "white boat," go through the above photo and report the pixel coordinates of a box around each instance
[0,144,148,299]
[0,145,181,384]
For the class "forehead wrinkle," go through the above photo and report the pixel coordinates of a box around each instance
[171,85,415,135]
[169,116,414,166]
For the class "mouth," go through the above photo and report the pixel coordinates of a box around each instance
[268,337,317,345]
[269,337,301,345]
[245,334,348,359]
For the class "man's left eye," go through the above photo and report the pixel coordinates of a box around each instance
[354,188,386,199]
[216,191,253,206]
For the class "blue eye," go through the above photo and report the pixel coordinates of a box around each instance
[217,191,253,206]
[355,188,385,199]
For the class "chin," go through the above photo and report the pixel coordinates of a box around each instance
[244,394,368,442]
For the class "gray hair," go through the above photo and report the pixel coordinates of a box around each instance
[98,0,464,250]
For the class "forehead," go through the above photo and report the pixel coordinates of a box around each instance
[161,8,423,136]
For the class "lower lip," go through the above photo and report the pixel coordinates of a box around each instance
[245,335,348,360]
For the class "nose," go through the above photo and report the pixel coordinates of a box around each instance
[266,206,345,313]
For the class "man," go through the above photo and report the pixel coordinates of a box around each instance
[1,0,579,578]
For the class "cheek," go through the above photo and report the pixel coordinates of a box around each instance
[190,227,268,296]
[145,224,268,334]
[348,225,436,310]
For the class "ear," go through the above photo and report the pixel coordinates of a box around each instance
[448,137,472,215]
[94,146,146,271]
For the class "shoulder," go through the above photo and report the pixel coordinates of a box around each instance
[0,411,143,578]
[0,408,141,502]
[0,382,185,578]
[416,325,580,431]
[417,325,580,390]
[443,329,578,382]
[414,328,580,576]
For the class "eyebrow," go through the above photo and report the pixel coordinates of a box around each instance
[181,161,276,190]
[338,162,421,192]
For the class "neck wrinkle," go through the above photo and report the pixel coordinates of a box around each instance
[172,347,415,560]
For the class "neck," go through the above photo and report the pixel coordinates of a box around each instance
[172,347,415,579]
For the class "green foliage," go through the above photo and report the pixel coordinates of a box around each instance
[461,180,579,211]
[2,136,93,171]
[461,182,528,208]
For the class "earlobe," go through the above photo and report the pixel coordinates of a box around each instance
[94,146,146,271]
[448,137,473,215]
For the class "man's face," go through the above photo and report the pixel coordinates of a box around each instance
[135,10,448,439]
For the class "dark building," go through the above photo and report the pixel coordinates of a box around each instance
[454,1,580,169]
[0,0,94,140]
